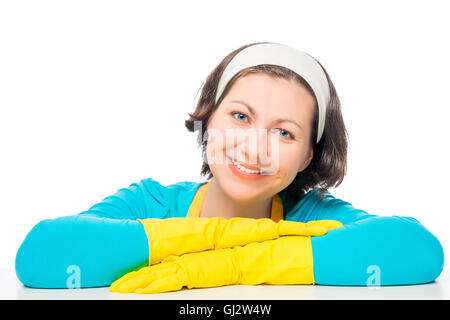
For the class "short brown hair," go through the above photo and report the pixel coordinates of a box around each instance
[185,42,348,206]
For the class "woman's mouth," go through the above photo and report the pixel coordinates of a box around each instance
[226,156,271,179]
[230,158,265,174]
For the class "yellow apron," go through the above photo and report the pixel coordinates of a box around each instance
[186,179,284,222]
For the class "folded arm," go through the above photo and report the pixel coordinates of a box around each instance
[110,189,444,293]
[299,189,444,285]
[15,178,338,289]
[15,178,172,288]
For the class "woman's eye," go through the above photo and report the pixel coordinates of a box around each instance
[230,112,294,140]
[232,112,248,122]
[278,129,293,139]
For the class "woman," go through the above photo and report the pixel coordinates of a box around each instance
[15,42,444,293]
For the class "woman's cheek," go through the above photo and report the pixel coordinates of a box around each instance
[205,125,239,166]
[205,127,227,166]
[276,143,303,179]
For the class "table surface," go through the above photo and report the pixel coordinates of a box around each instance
[1,268,448,300]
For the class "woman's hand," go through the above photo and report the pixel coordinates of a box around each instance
[110,235,324,294]
[138,217,343,265]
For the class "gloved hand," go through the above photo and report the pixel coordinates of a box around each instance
[138,217,343,265]
[110,222,343,293]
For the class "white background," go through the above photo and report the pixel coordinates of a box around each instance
[1,0,449,271]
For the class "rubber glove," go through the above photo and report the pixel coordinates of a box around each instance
[138,217,343,265]
[110,222,343,293]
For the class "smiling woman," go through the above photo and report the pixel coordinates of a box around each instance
[15,42,444,291]
[185,42,347,211]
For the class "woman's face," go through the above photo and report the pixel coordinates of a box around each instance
[206,72,316,202]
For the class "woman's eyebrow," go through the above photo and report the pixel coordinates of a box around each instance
[230,100,257,117]
[230,99,303,131]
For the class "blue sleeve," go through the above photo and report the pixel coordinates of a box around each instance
[15,178,175,289]
[295,189,445,285]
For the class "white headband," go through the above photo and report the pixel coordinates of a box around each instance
[215,42,330,144]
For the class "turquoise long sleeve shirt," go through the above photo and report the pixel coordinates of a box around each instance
[15,177,444,288]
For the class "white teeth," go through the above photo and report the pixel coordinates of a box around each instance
[231,158,263,174]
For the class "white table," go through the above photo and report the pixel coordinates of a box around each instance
[1,268,448,300]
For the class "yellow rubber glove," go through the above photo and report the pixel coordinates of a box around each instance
[110,234,333,294]
[138,217,343,265]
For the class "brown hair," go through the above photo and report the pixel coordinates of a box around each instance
[185,42,348,206]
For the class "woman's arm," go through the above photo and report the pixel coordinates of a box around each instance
[295,189,445,285]
[15,178,175,288]
[15,215,148,288]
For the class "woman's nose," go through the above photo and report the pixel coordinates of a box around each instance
[238,128,277,167]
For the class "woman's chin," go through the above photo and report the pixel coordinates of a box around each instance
[220,180,267,202]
